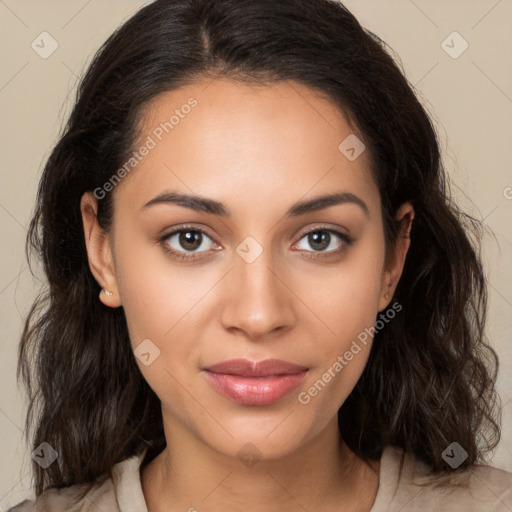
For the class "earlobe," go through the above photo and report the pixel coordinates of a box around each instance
[80,192,122,308]
[378,202,415,311]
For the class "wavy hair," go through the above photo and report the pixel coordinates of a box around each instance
[18,0,501,495]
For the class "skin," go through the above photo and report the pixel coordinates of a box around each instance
[81,78,414,512]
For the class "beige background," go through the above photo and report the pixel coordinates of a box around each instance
[1,0,511,508]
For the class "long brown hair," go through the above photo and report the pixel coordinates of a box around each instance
[19,0,500,495]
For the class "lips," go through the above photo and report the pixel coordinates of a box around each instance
[204,358,309,377]
[202,358,309,405]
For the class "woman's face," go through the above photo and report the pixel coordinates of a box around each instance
[82,78,412,460]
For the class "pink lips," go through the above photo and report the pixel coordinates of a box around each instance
[202,358,309,406]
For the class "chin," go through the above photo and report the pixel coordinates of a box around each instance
[199,412,319,462]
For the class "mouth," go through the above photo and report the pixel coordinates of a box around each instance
[202,358,309,406]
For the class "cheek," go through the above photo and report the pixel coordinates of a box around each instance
[114,239,165,344]
[296,232,385,407]
[300,231,385,341]
[113,227,200,343]
[113,233,201,414]
[113,229,217,390]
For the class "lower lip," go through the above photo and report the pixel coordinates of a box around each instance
[202,370,308,405]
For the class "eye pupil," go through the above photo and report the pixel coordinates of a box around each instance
[309,231,330,251]
[180,231,202,250]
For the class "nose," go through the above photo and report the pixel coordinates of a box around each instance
[220,247,297,341]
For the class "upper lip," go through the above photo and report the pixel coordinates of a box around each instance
[203,358,309,377]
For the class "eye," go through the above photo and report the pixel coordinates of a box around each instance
[292,227,353,257]
[160,225,218,261]
[159,225,354,262]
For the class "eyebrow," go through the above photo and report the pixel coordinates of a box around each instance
[141,190,370,218]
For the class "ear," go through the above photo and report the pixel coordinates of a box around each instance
[378,201,415,312]
[80,192,122,308]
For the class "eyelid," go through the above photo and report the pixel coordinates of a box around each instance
[296,224,351,240]
[162,224,215,240]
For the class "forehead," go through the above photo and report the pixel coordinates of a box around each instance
[114,78,379,217]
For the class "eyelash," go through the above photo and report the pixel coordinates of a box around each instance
[159,224,354,262]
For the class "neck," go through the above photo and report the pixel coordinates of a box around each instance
[141,415,380,512]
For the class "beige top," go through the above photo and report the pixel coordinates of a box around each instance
[7,446,512,511]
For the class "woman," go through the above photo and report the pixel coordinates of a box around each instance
[9,0,512,510]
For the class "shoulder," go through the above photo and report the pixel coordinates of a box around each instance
[375,445,512,511]
[5,450,147,512]
[5,477,117,512]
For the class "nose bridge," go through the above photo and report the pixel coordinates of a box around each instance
[221,236,295,338]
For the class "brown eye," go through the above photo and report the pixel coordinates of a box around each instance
[307,231,330,251]
[177,230,203,251]
[160,226,217,261]
[294,228,352,254]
